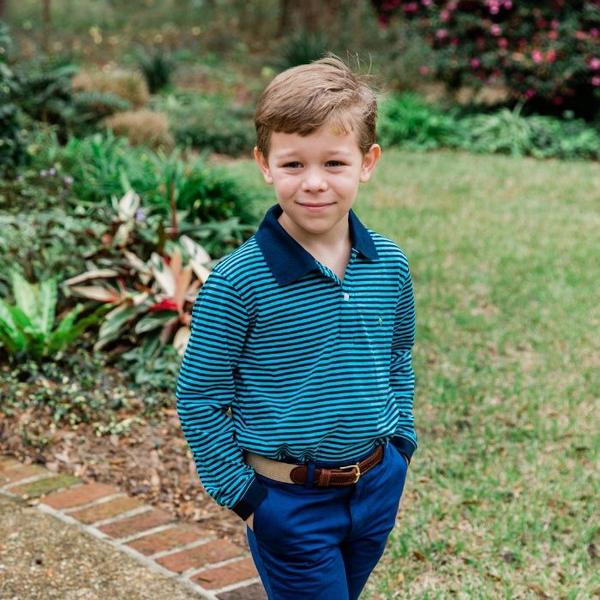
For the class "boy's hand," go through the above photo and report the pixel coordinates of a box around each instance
[245,513,255,530]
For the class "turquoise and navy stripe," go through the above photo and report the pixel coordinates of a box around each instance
[176,203,417,520]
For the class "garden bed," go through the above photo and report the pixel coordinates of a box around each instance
[0,355,248,549]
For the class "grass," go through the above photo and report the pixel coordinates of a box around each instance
[229,148,599,598]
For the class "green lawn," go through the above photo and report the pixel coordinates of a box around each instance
[230,149,599,599]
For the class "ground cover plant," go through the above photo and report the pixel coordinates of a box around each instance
[377,92,600,160]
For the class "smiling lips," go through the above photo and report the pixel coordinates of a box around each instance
[298,202,335,210]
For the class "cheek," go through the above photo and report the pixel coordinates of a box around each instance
[272,177,298,198]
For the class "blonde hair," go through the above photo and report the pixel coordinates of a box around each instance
[255,55,377,157]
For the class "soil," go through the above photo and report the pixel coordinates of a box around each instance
[0,395,249,550]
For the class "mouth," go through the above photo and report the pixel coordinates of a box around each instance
[297,202,335,210]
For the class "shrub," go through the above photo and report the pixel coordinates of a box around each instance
[0,22,28,177]
[459,103,600,159]
[33,131,265,257]
[152,91,255,156]
[371,0,600,118]
[8,56,130,141]
[0,206,104,298]
[104,109,174,150]
[275,30,330,71]
[376,91,600,160]
[72,68,149,109]
[135,47,176,93]
[377,91,463,149]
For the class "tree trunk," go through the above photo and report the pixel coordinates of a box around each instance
[41,0,51,53]
[277,0,294,38]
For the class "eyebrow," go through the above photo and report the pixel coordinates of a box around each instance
[274,150,353,159]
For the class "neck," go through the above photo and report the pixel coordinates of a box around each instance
[278,213,350,254]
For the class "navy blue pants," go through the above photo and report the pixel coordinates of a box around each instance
[246,440,409,599]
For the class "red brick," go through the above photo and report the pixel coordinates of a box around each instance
[217,583,268,600]
[69,495,144,524]
[0,464,47,484]
[157,539,244,573]
[126,524,205,555]
[191,557,259,590]
[41,482,119,509]
[97,508,176,539]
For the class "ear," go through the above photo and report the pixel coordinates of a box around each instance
[359,143,382,183]
[253,146,274,184]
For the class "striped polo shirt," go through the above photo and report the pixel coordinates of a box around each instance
[176,202,417,521]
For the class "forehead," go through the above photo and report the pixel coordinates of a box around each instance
[269,124,361,158]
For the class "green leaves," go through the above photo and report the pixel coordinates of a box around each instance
[378,92,600,160]
[0,269,109,360]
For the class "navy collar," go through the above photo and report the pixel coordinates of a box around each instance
[255,203,379,286]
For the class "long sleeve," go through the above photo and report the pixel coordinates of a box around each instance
[175,270,267,521]
[389,261,418,464]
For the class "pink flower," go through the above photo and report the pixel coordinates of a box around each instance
[575,31,587,40]
[421,0,432,6]
[545,49,557,63]
[551,19,560,30]
[592,76,600,87]
[403,2,418,12]
[589,57,600,70]
[470,57,481,68]
[524,89,536,99]
[532,50,543,64]
[436,28,448,39]
[491,24,502,36]
[548,31,558,41]
[591,28,599,38]
[419,65,430,75]
[440,9,450,22]
[551,96,563,105]
[498,37,508,49]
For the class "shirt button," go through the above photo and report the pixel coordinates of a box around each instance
[342,292,350,301]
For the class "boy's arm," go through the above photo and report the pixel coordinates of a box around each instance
[389,259,418,465]
[175,270,266,521]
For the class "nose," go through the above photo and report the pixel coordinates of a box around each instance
[301,167,327,193]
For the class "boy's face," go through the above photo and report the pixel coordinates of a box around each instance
[254,122,381,245]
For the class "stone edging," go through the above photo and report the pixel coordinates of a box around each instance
[0,455,266,600]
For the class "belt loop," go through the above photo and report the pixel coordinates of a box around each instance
[304,461,316,488]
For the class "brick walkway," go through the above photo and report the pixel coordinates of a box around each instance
[0,454,267,599]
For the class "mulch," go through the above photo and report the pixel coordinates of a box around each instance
[0,365,249,550]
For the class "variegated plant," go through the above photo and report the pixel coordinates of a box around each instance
[63,234,211,356]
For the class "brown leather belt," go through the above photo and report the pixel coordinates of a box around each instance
[245,444,384,486]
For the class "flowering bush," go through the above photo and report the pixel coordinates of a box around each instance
[371,0,600,117]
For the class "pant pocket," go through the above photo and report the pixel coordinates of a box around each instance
[252,487,271,538]
[388,441,409,470]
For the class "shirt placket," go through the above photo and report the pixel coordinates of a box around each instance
[314,247,358,301]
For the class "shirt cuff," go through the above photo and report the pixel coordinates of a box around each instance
[231,478,268,521]
[391,435,417,465]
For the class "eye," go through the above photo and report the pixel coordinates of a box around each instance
[282,161,302,168]
[326,160,345,167]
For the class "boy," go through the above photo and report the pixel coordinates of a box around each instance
[176,55,417,600]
